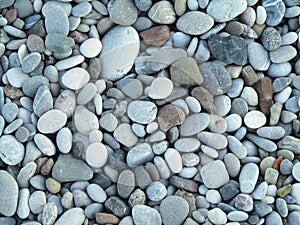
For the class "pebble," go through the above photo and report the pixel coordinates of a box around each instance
[96,213,120,224]
[207,0,247,22]
[263,0,286,26]
[158,104,185,132]
[54,208,85,225]
[265,211,283,225]
[52,153,93,182]
[56,127,72,153]
[292,162,300,181]
[208,34,247,66]
[148,1,176,24]
[54,55,84,71]
[132,205,162,225]
[140,25,170,46]
[100,26,139,81]
[257,126,286,139]
[247,42,270,71]
[206,190,222,204]
[254,201,273,217]
[198,132,228,149]
[277,135,300,154]
[74,105,99,134]
[207,208,227,224]
[261,27,282,51]
[234,194,253,212]
[86,183,107,203]
[241,86,258,106]
[34,133,55,156]
[256,6,267,24]
[21,52,41,73]
[105,197,130,217]
[176,11,214,35]
[200,160,229,188]
[244,110,266,129]
[61,67,90,90]
[180,113,210,136]
[109,0,138,26]
[160,196,189,225]
[0,0,14,8]
[114,123,138,147]
[227,135,247,159]
[126,143,153,167]
[45,33,74,54]
[7,67,30,88]
[0,170,18,216]
[86,142,108,168]
[239,163,259,193]
[17,188,30,219]
[164,148,183,173]
[0,135,24,165]
[270,46,297,63]
[80,38,102,58]
[149,77,173,99]
[27,34,45,52]
[170,57,203,86]
[45,6,69,36]
[37,109,66,134]
[29,191,46,214]
[287,211,300,225]
[117,170,135,199]
[133,16,153,31]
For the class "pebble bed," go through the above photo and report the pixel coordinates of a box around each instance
[1,0,300,225]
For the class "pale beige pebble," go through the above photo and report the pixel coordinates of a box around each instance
[244,110,266,129]
[148,77,173,99]
[86,142,108,168]
[185,96,201,113]
[209,114,227,133]
[164,148,183,173]
[89,129,103,143]
[80,38,102,58]
[95,80,106,94]
[256,6,267,25]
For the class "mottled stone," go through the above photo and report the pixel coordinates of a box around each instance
[158,104,185,132]
[148,1,176,24]
[140,25,170,46]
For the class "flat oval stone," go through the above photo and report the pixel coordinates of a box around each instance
[208,208,227,224]
[114,123,138,147]
[207,0,247,22]
[176,11,214,35]
[140,25,170,46]
[128,100,157,124]
[56,127,72,153]
[74,105,99,134]
[86,142,108,168]
[55,208,85,225]
[72,2,92,17]
[263,0,286,26]
[227,135,247,159]
[117,170,135,199]
[45,6,69,35]
[257,126,285,140]
[7,67,30,88]
[109,0,138,26]
[244,110,266,129]
[174,138,200,152]
[224,153,241,177]
[149,77,173,99]
[22,52,41,73]
[148,1,176,24]
[77,83,97,105]
[34,134,56,156]
[61,67,90,90]
[87,184,107,203]
[0,135,24,165]
[270,46,297,64]
[54,90,76,118]
[33,85,53,117]
[55,55,85,71]
[200,160,229,188]
[239,163,259,193]
[132,205,162,225]
[164,148,182,173]
[247,133,277,152]
[22,76,49,98]
[126,143,154,167]
[0,170,18,216]
[100,26,139,81]
[180,113,210,136]
[247,42,270,71]
[80,38,102,58]
[37,109,67,134]
[198,131,228,149]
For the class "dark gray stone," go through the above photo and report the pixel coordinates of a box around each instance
[219,180,239,201]
[105,196,130,217]
[261,27,282,51]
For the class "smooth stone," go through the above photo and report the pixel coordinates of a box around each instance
[270,46,297,63]
[77,83,97,105]
[32,85,53,117]
[7,67,30,88]
[22,76,49,98]
[149,77,173,99]
[45,6,69,35]
[74,105,99,134]
[117,170,135,198]
[148,1,176,24]
[257,126,286,139]
[164,148,183,173]
[199,61,232,95]
[140,25,170,46]
[109,0,138,26]
[256,6,267,24]
[265,167,279,184]
[208,34,247,66]
[198,132,228,149]
[227,135,247,159]
[52,154,93,182]
[80,38,102,58]
[200,160,229,188]
[292,162,300,181]
[146,182,167,201]
[100,26,139,81]
[207,0,247,22]
[17,162,37,188]
[126,143,154,167]
[157,104,185,132]
[207,208,227,224]
[34,134,55,156]
[277,136,300,154]
[0,170,18,216]
[132,205,162,225]
[241,65,259,86]
[254,201,273,217]
[265,211,283,225]
[176,11,214,35]
[287,211,300,225]
[272,77,291,92]
[247,133,277,152]
[54,90,76,118]
[21,52,41,74]
[29,191,46,214]
[263,0,286,26]
[214,95,231,116]
[128,100,157,124]
[134,0,152,11]
[234,194,253,212]
[95,213,120,224]
[54,55,84,71]
[261,27,282,51]
[14,0,34,18]
[86,184,107,203]
[244,110,266,129]
[56,128,72,154]
[160,196,189,225]
[225,114,242,132]
[180,113,210,136]
[252,181,268,200]
[241,86,258,106]
[224,153,241,178]
[116,78,143,99]
[0,135,24,165]
[17,188,30,219]
[61,67,90,90]
[239,163,259,193]
[72,2,91,17]
[45,33,74,54]
[100,113,118,132]
[247,42,270,71]
[2,102,18,123]
[227,78,244,98]
[114,123,138,147]
[37,109,66,134]
[86,142,108,168]
[0,0,14,8]
[54,208,85,225]
[27,34,45,53]
[206,190,222,204]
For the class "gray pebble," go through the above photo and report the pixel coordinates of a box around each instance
[200,160,229,188]
[74,105,99,134]
[54,208,85,225]
[239,163,259,193]
[247,42,270,71]
[263,0,286,26]
[127,143,154,167]
[56,127,72,154]
[257,126,286,139]
[270,45,297,63]
[34,134,56,156]
[45,6,69,35]
[72,2,92,17]
[146,181,167,201]
[17,188,30,219]
[109,0,138,26]
[22,76,49,98]
[246,133,277,152]
[227,135,247,159]
[0,135,24,166]
[29,191,46,214]
[22,52,41,73]
[265,211,283,225]
[132,205,162,225]
[117,170,135,199]
[2,102,18,123]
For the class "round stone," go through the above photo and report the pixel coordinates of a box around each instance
[37,109,67,134]
[148,1,176,24]
[206,190,222,204]
[86,142,108,168]
[61,67,90,90]
[261,27,282,51]
[29,191,46,214]
[126,143,154,167]
[148,77,173,99]
[288,211,300,225]
[244,110,266,129]
[234,194,253,212]
[200,160,229,188]
[207,208,227,224]
[22,52,41,73]
[225,114,242,132]
[80,38,102,58]
[176,11,214,35]
[270,46,297,64]
[132,205,162,225]
[109,0,138,26]
[180,113,210,136]
[0,135,24,165]
[160,196,189,225]
[54,208,85,225]
[127,101,157,124]
[87,184,107,203]
[146,182,167,201]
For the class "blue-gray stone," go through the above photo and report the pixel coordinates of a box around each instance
[263,0,286,26]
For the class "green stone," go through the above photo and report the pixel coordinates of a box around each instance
[109,0,138,26]
[45,33,74,54]
[264,167,279,184]
[277,184,292,198]
[174,0,187,16]
[148,1,176,24]
[220,180,239,201]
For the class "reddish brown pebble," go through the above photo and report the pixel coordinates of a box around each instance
[273,156,284,170]
[96,213,120,224]
[255,77,273,115]
[158,104,185,132]
[5,9,17,24]
[242,65,259,86]
[191,86,216,113]
[140,25,170,46]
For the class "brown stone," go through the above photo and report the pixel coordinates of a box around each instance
[140,25,170,46]
[170,175,198,192]
[5,9,17,24]
[255,77,273,115]
[35,157,48,174]
[145,162,160,181]
[41,158,54,176]
[170,57,203,86]
[242,65,259,86]
[128,189,146,208]
[27,20,46,38]
[96,213,120,224]
[46,177,61,194]
[158,104,185,132]
[4,85,23,100]
[191,87,216,113]
[69,30,88,44]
